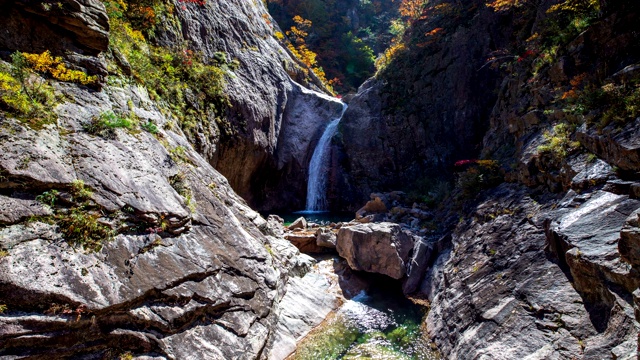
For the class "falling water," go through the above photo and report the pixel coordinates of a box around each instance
[305,103,348,212]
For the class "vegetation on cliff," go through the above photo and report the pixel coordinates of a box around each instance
[267,0,400,93]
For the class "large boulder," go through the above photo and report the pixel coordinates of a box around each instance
[336,222,414,279]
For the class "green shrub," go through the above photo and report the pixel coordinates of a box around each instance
[141,120,159,134]
[70,179,93,202]
[56,207,114,252]
[84,111,134,138]
[537,123,580,161]
[104,2,230,140]
[36,189,60,207]
[169,172,196,212]
[0,53,57,129]
[169,146,190,164]
[0,304,7,313]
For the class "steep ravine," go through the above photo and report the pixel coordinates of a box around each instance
[329,0,640,359]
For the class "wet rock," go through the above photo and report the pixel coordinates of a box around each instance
[336,222,414,279]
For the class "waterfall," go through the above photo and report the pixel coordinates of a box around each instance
[305,103,348,212]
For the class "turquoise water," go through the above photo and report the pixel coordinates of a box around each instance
[290,280,440,360]
[265,211,355,225]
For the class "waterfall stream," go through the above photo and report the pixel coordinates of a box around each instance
[305,103,348,212]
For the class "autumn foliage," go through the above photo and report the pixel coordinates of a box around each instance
[22,51,98,85]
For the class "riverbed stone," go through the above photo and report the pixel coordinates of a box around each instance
[285,231,325,254]
[316,227,337,248]
[288,217,307,231]
[336,222,414,279]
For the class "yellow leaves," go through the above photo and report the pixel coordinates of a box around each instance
[22,51,98,85]
[124,21,147,43]
[116,0,128,11]
[375,42,406,71]
[547,0,600,14]
[486,0,524,11]
[292,15,312,30]
[274,31,285,41]
[0,72,30,114]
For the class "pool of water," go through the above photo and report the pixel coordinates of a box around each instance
[289,279,440,360]
[264,211,355,226]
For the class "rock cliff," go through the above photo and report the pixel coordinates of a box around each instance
[331,0,640,358]
[0,0,343,358]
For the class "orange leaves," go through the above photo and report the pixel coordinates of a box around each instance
[425,27,443,36]
[399,0,427,20]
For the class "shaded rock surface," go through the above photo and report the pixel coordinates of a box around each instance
[332,0,512,210]
[336,222,414,280]
[425,184,639,359]
[149,0,343,211]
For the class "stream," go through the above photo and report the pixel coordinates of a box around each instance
[289,276,440,360]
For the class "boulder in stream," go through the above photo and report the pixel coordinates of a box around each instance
[336,222,414,279]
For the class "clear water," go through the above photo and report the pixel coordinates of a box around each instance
[290,280,440,360]
[264,211,354,226]
[306,103,348,211]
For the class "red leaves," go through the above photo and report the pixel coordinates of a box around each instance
[178,0,206,6]
[454,159,477,166]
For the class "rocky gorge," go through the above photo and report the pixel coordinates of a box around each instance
[0,0,640,359]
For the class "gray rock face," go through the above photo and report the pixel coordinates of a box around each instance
[424,184,639,359]
[267,260,343,360]
[620,209,640,267]
[0,0,109,78]
[150,0,343,211]
[0,69,332,359]
[336,222,414,279]
[577,118,640,171]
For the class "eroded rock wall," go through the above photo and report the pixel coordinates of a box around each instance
[332,0,512,210]
[148,0,343,211]
[0,0,344,358]
[335,0,640,358]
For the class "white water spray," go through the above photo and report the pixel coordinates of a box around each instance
[305,103,348,212]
